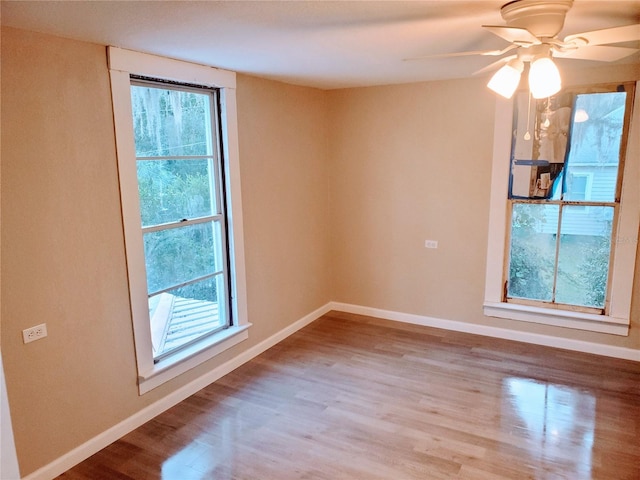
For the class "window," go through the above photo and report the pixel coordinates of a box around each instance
[484,82,639,335]
[131,80,230,361]
[566,173,591,202]
[109,48,249,393]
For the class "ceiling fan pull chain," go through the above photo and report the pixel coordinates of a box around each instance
[542,98,552,128]
[524,92,532,141]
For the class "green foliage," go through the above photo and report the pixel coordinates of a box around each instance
[131,85,210,157]
[577,229,611,308]
[132,84,221,303]
[143,223,217,297]
[137,160,211,226]
[508,204,611,308]
[508,205,554,301]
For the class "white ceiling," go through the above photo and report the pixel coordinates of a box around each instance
[2,1,639,89]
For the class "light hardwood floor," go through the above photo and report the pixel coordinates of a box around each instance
[59,311,640,479]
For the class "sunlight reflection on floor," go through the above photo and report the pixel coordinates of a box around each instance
[503,377,595,478]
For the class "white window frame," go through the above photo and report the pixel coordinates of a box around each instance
[484,82,639,336]
[108,47,250,393]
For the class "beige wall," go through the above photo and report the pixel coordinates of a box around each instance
[237,74,331,336]
[2,27,137,475]
[1,27,331,476]
[328,68,640,350]
[328,80,496,320]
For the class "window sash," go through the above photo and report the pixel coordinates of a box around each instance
[142,219,228,297]
[505,200,617,314]
[131,80,232,360]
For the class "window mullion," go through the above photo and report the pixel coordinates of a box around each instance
[550,204,564,303]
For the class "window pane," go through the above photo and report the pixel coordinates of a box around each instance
[567,174,588,200]
[509,92,569,200]
[137,159,215,227]
[131,85,211,157]
[149,274,227,358]
[508,204,559,302]
[143,221,223,295]
[563,92,626,202]
[555,206,613,308]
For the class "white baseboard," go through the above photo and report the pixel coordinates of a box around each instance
[329,302,640,362]
[22,302,332,480]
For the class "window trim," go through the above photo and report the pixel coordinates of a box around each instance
[108,47,250,393]
[484,82,639,336]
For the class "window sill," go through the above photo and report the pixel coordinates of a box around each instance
[483,302,629,336]
[138,323,251,394]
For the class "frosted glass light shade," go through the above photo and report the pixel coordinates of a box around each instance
[529,57,561,99]
[487,61,523,99]
[574,108,589,123]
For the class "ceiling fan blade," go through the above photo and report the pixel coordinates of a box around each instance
[564,24,640,47]
[554,45,639,62]
[482,25,539,45]
[404,44,517,61]
[405,49,502,60]
[473,55,517,76]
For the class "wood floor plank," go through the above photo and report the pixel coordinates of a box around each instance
[59,312,640,479]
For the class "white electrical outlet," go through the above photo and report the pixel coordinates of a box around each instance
[22,323,48,344]
[425,240,438,249]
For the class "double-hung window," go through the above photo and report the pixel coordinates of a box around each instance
[109,48,249,393]
[131,80,230,361]
[484,82,639,335]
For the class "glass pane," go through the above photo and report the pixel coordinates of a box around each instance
[555,206,613,308]
[509,92,569,200]
[137,159,215,227]
[567,174,588,200]
[131,84,211,157]
[143,221,222,295]
[149,274,227,358]
[564,92,626,202]
[508,204,559,302]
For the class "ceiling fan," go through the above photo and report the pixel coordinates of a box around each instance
[414,0,640,99]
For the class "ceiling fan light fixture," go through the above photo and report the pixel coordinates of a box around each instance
[528,56,561,98]
[487,58,524,99]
